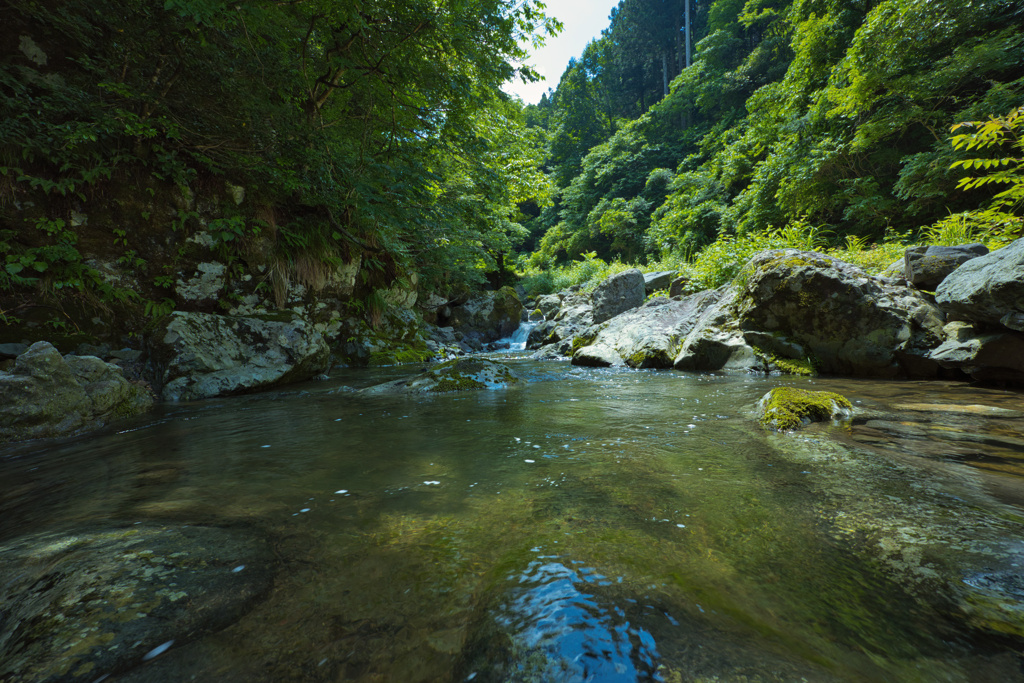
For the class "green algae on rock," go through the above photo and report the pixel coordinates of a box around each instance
[757,386,853,431]
[0,524,273,682]
[360,358,519,395]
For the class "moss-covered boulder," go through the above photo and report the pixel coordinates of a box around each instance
[360,358,519,395]
[756,386,853,431]
[0,342,154,443]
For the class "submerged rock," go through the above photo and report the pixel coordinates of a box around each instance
[149,311,329,401]
[0,342,154,443]
[756,386,853,431]
[0,524,273,682]
[360,358,519,395]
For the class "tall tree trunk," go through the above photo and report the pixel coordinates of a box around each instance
[662,52,669,96]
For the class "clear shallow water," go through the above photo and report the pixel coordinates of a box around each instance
[3,360,1024,682]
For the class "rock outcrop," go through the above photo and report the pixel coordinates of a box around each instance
[571,289,723,368]
[936,238,1024,331]
[591,268,645,323]
[0,342,154,443]
[674,250,946,377]
[903,243,988,291]
[149,311,329,401]
[446,286,524,346]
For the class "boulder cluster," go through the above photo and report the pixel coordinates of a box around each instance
[526,240,1024,385]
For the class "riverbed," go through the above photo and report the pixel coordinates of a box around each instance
[3,358,1024,682]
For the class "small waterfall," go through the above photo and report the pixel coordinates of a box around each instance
[494,320,539,352]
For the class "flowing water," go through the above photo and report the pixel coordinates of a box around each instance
[3,358,1024,682]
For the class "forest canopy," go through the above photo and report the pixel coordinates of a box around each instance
[2,0,1023,316]
[522,0,1024,273]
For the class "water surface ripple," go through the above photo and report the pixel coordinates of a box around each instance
[3,360,1024,682]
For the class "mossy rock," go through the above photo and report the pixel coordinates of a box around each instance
[360,358,519,395]
[756,386,853,432]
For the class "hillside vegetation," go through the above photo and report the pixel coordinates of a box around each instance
[519,0,1024,293]
[1,0,1022,338]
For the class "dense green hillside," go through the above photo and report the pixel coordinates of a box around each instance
[1,0,557,333]
[523,0,1024,276]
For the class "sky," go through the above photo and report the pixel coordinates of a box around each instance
[503,0,621,105]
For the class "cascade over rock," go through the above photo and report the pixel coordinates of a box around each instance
[149,311,329,401]
[0,342,154,443]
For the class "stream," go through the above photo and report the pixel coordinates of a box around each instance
[3,356,1024,682]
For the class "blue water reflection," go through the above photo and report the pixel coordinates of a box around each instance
[496,556,664,682]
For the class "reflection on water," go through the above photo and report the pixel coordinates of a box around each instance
[2,360,1024,682]
[489,555,663,682]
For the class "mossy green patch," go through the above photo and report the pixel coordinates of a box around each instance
[570,334,596,355]
[758,386,852,431]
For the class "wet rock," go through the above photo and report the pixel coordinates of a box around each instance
[0,342,154,443]
[360,358,519,394]
[929,328,1024,385]
[149,311,329,401]
[903,243,988,291]
[571,289,723,368]
[526,320,555,349]
[0,523,273,683]
[756,386,853,431]
[591,268,645,323]
[936,238,1024,330]
[447,287,524,343]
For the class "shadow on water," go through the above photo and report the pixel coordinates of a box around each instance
[3,362,1024,681]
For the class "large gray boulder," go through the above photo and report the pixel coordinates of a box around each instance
[571,289,723,368]
[903,243,988,291]
[591,268,645,323]
[0,342,154,443]
[150,311,329,401]
[936,238,1024,331]
[643,270,676,294]
[447,286,524,344]
[674,250,946,378]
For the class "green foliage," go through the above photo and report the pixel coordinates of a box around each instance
[517,251,635,297]
[942,105,1024,243]
[2,0,560,321]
